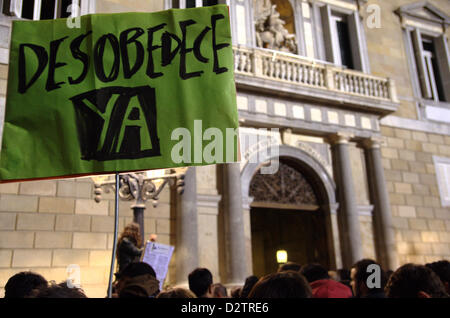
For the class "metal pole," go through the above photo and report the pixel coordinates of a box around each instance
[107,173,120,298]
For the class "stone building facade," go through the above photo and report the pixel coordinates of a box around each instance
[0,0,449,297]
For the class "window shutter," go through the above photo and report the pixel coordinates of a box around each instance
[411,29,432,99]
[348,12,365,72]
[433,35,450,102]
[320,5,334,63]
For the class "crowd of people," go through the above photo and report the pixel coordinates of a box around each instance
[3,222,449,298]
[3,258,450,298]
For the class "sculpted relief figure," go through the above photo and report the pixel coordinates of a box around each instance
[254,1,298,54]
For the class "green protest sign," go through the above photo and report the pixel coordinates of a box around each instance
[0,5,239,182]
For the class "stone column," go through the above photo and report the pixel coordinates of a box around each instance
[242,196,254,278]
[329,133,363,268]
[223,163,248,285]
[363,138,399,270]
[175,167,199,286]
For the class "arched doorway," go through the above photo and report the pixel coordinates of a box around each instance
[241,145,339,276]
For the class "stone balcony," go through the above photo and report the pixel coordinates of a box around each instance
[233,46,399,116]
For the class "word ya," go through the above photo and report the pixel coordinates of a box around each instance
[18,14,229,94]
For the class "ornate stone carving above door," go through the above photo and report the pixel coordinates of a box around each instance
[249,161,318,207]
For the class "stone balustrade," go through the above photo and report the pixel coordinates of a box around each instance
[234,46,397,103]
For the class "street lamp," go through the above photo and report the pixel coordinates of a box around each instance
[276,250,288,264]
[92,168,187,243]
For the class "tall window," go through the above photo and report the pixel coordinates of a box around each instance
[301,1,315,59]
[398,2,450,105]
[411,29,449,103]
[422,39,445,102]
[171,0,218,9]
[320,4,366,71]
[3,0,82,20]
[329,12,353,69]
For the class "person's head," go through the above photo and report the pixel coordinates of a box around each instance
[351,259,386,297]
[32,281,87,298]
[278,262,302,273]
[248,271,312,298]
[230,287,242,298]
[118,222,142,250]
[336,269,351,282]
[212,283,228,298]
[116,261,157,280]
[385,270,394,282]
[4,271,48,298]
[426,260,450,294]
[119,284,152,298]
[156,288,197,298]
[240,275,259,298]
[299,263,329,283]
[188,268,213,298]
[115,262,159,297]
[385,263,449,298]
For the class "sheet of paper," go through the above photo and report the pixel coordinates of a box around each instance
[141,241,175,290]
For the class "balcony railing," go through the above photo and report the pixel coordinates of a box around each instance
[234,46,398,103]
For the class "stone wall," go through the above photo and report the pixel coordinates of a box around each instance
[0,178,172,297]
[380,127,450,265]
[361,0,450,266]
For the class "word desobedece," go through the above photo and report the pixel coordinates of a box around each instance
[17,13,230,94]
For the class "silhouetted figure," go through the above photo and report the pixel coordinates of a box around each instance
[278,262,302,272]
[212,283,228,298]
[4,271,48,298]
[32,281,86,298]
[351,259,386,298]
[240,275,259,298]
[157,288,197,298]
[116,223,143,274]
[300,263,352,298]
[248,271,312,298]
[230,287,242,298]
[386,263,449,298]
[426,260,450,294]
[188,268,214,298]
[385,270,394,282]
[336,268,352,291]
[115,262,160,298]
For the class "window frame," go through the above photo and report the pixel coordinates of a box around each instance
[166,0,226,10]
[398,2,450,123]
[410,27,446,101]
[298,0,317,59]
[318,2,368,72]
[433,156,450,207]
[404,26,450,121]
[421,37,444,103]
[2,0,94,20]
